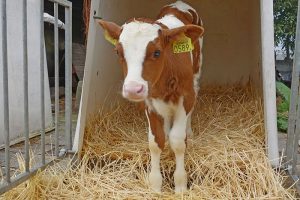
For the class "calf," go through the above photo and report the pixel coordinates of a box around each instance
[98,0,204,193]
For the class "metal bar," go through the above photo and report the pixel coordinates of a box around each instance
[48,0,72,8]
[69,6,73,149]
[0,152,69,195]
[43,13,65,29]
[286,0,300,173]
[23,0,30,173]
[65,6,72,150]
[54,2,60,157]
[1,0,10,184]
[40,0,46,165]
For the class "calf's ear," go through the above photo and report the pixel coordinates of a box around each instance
[160,25,204,44]
[97,19,121,45]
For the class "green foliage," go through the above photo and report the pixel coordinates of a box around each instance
[274,0,298,58]
[277,113,289,132]
[276,81,291,103]
[277,101,289,113]
[276,81,291,132]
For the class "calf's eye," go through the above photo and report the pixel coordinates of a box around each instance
[153,50,161,58]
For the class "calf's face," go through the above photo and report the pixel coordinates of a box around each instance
[98,20,203,102]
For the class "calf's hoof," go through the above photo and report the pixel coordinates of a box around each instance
[174,170,187,194]
[149,171,162,193]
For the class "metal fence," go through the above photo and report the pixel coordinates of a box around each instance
[286,0,300,193]
[0,0,73,194]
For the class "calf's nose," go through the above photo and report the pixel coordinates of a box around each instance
[123,81,146,101]
[124,81,144,95]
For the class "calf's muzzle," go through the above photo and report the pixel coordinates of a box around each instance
[123,81,147,101]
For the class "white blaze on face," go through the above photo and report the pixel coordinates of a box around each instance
[119,21,160,99]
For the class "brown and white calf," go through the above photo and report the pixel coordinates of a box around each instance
[98,1,204,193]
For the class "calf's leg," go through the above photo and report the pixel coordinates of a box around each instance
[169,100,188,193]
[145,109,165,192]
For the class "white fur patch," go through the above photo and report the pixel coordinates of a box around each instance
[168,97,187,141]
[157,14,184,29]
[170,1,199,25]
[193,70,201,95]
[199,18,204,27]
[170,1,194,13]
[199,37,204,67]
[186,111,193,137]
[193,38,203,94]
[200,36,204,48]
[168,97,188,193]
[119,21,160,88]
[147,98,175,136]
[151,98,176,119]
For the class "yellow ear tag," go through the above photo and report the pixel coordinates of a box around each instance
[173,35,194,53]
[104,30,117,46]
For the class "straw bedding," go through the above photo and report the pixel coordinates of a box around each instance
[2,85,297,199]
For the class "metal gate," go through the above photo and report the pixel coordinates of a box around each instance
[286,0,300,193]
[0,0,73,194]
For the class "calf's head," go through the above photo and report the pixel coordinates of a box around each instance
[98,19,204,102]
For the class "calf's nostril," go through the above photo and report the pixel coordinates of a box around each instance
[136,85,144,94]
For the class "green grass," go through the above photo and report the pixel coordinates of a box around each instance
[276,81,291,103]
[276,81,291,132]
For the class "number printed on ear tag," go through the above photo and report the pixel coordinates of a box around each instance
[173,36,194,53]
[104,30,117,46]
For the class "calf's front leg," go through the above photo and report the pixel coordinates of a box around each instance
[145,109,165,193]
[169,101,188,193]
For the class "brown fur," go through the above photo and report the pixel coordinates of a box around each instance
[188,8,201,25]
[97,20,121,40]
[192,39,201,74]
[143,40,196,112]
[146,8,202,148]
[147,109,165,150]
